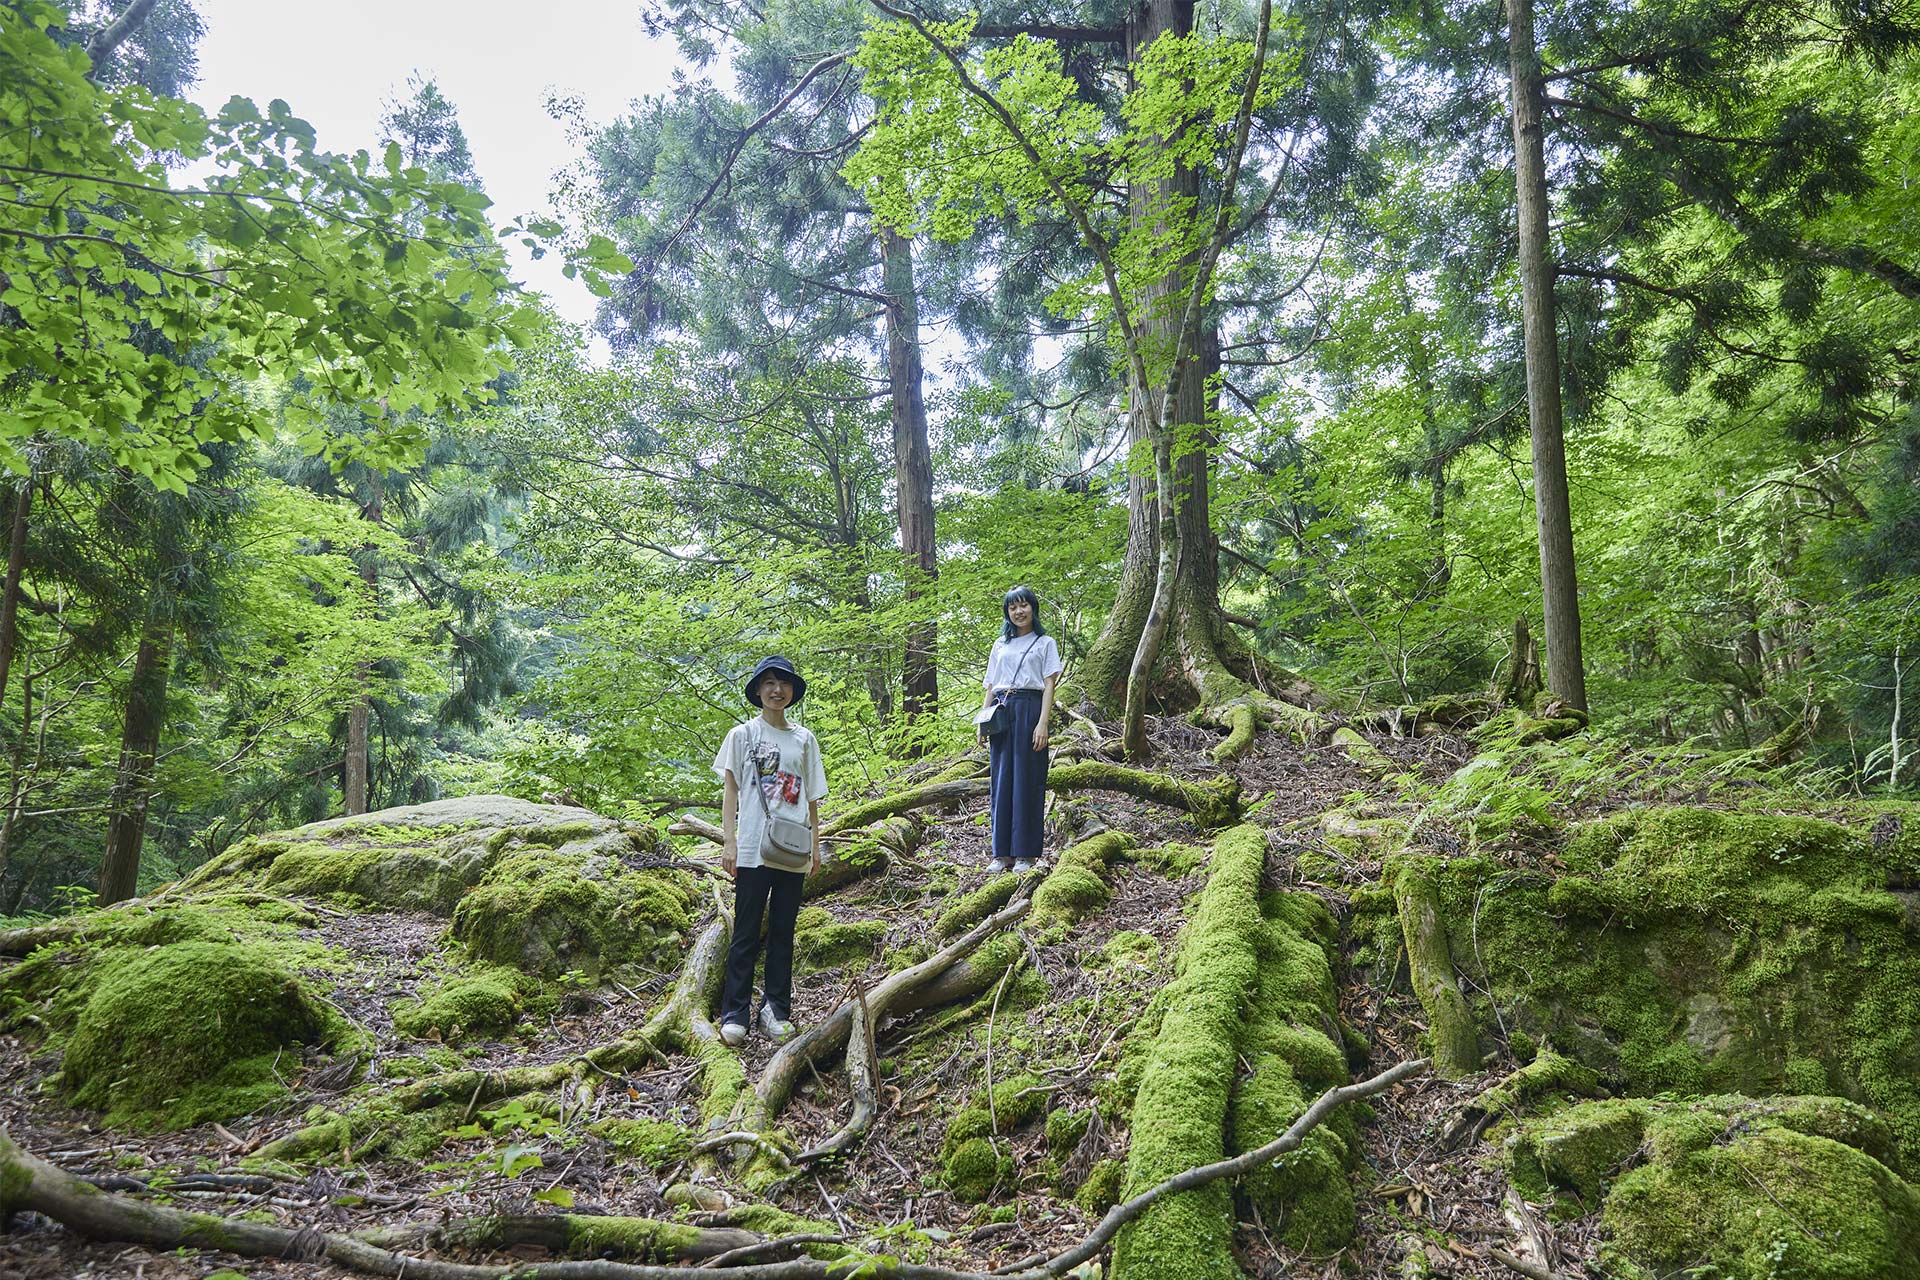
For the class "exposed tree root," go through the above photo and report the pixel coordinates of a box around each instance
[795,763,1240,837]
[355,1214,767,1263]
[0,1061,1424,1280]
[1391,865,1482,1079]
[734,897,1034,1154]
[1440,1050,1601,1149]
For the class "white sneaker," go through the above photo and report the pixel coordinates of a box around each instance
[759,1006,795,1043]
[986,857,1012,874]
[719,1021,748,1048]
[1013,858,1037,873]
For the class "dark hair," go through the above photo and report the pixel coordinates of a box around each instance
[1001,585,1047,640]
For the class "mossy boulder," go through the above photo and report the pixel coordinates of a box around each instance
[391,966,529,1041]
[1417,806,1920,1162]
[451,850,693,980]
[58,940,341,1130]
[183,797,668,938]
[1558,1094,1920,1280]
[943,1136,1013,1202]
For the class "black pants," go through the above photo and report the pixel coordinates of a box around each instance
[989,689,1048,861]
[721,863,806,1025]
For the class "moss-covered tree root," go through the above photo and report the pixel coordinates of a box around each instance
[1391,863,1481,1079]
[3,1063,1423,1280]
[1200,693,1325,762]
[735,895,1036,1167]
[1110,823,1263,1280]
[819,764,1240,836]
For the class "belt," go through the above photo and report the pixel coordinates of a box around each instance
[996,688,1042,697]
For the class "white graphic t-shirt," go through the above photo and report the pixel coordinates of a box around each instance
[713,719,829,869]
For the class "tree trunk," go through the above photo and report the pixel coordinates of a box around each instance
[0,477,31,714]
[1080,410,1160,716]
[344,476,384,817]
[881,228,939,742]
[98,614,174,905]
[1506,0,1587,712]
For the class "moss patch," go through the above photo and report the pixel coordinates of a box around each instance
[59,940,341,1131]
[1594,1094,1920,1279]
[1419,806,1920,1163]
[792,911,887,971]
[391,966,528,1042]
[591,1116,693,1168]
[1112,823,1265,1280]
[451,852,693,979]
[1031,832,1134,932]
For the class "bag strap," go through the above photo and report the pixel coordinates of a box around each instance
[745,721,806,826]
[997,634,1043,693]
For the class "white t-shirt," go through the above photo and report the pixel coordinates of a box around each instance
[713,718,829,869]
[983,632,1063,691]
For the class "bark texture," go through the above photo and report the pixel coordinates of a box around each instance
[1506,0,1587,712]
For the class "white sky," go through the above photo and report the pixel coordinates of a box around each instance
[188,0,688,334]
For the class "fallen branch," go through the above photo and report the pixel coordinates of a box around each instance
[1,1057,1424,1280]
[1489,1246,1579,1280]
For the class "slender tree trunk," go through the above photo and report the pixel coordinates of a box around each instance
[1506,0,1586,712]
[881,229,939,743]
[1404,308,1451,593]
[0,478,31,713]
[98,615,174,905]
[344,477,384,816]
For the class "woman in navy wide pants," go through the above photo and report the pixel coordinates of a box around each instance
[976,586,1063,874]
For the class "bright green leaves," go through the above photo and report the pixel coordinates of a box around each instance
[0,0,566,486]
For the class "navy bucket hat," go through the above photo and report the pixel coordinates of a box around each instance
[744,655,807,707]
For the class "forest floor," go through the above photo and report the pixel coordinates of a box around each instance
[0,713,1624,1280]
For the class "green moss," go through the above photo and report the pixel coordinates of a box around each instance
[720,1205,854,1260]
[1047,1107,1092,1158]
[590,1117,692,1168]
[1076,1158,1124,1215]
[1099,930,1159,969]
[1424,806,1920,1163]
[560,1216,703,1262]
[1112,823,1265,1280]
[59,940,342,1131]
[934,874,1023,939]
[392,966,528,1042]
[944,1107,994,1154]
[988,1072,1047,1128]
[1030,832,1134,931]
[1232,890,1357,1253]
[1505,1098,1652,1207]
[1045,763,1242,830]
[451,852,692,978]
[793,916,887,970]
[1138,842,1207,879]
[943,1136,1013,1202]
[1602,1098,1920,1280]
[379,1047,464,1078]
[263,841,474,914]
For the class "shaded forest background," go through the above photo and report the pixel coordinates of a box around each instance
[2,0,1917,917]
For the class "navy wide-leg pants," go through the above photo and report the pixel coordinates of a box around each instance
[988,689,1048,861]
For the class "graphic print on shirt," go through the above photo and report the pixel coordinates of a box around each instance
[749,739,803,806]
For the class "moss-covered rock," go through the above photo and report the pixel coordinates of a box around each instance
[1505,1097,1652,1207]
[451,850,692,979]
[59,940,341,1130]
[391,966,528,1041]
[1418,806,1920,1162]
[1592,1094,1920,1280]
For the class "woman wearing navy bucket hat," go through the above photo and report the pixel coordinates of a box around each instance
[713,655,828,1047]
[975,587,1062,873]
